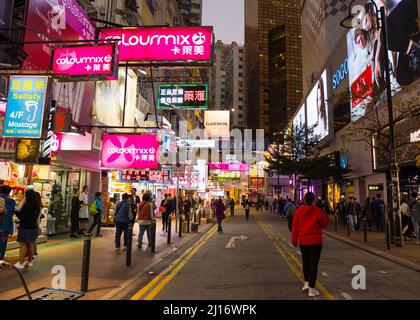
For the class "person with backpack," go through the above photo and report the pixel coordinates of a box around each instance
[87,192,103,237]
[284,198,297,232]
[244,199,251,221]
[114,193,133,250]
[408,192,420,241]
[0,185,15,267]
[137,193,156,248]
[291,192,329,297]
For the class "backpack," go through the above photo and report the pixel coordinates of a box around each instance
[0,197,6,224]
[89,200,98,215]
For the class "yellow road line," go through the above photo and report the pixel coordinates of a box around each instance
[145,227,218,300]
[255,215,334,300]
[130,224,218,300]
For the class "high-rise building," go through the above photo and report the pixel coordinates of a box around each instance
[225,42,246,129]
[176,0,203,26]
[245,0,302,139]
[209,40,230,110]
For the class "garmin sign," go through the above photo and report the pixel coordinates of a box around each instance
[332,58,349,90]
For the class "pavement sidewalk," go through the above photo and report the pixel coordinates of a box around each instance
[325,215,420,272]
[0,218,213,300]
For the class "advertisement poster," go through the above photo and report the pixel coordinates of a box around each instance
[204,110,230,139]
[101,134,159,169]
[119,168,171,183]
[306,70,329,140]
[52,44,118,78]
[22,0,96,70]
[3,76,49,139]
[347,0,419,122]
[157,84,208,109]
[15,139,40,164]
[99,27,213,64]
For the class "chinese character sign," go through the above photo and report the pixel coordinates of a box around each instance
[157,84,208,109]
[3,76,49,139]
[52,45,117,77]
[99,27,213,63]
[101,134,159,169]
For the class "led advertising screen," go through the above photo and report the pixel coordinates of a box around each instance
[101,134,159,170]
[306,70,329,140]
[157,84,208,109]
[52,44,118,78]
[99,27,213,64]
[347,0,419,122]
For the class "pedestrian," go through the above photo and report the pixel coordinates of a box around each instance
[113,193,133,250]
[346,197,360,233]
[87,192,103,237]
[337,199,347,225]
[372,194,385,232]
[78,186,89,235]
[400,198,413,240]
[161,194,173,232]
[0,185,15,269]
[273,198,278,214]
[244,199,251,221]
[284,198,297,232]
[70,189,81,238]
[279,197,286,216]
[14,189,41,269]
[184,196,192,224]
[130,188,141,213]
[229,197,235,217]
[291,192,329,297]
[214,199,226,233]
[33,191,44,258]
[408,192,420,241]
[362,197,373,231]
[137,193,156,248]
[178,196,184,215]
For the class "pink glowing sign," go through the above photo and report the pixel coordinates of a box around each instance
[101,134,159,169]
[52,45,117,77]
[209,163,249,172]
[50,132,93,154]
[99,27,213,64]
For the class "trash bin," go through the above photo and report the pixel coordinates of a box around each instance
[191,222,199,233]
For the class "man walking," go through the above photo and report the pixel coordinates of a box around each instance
[408,192,420,242]
[0,185,15,268]
[284,198,297,232]
[346,197,360,233]
[229,197,235,217]
[372,194,385,232]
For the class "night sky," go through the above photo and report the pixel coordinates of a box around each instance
[202,0,244,44]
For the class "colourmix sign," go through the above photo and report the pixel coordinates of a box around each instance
[99,27,213,64]
[3,76,49,139]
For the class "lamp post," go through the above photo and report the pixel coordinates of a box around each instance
[340,0,403,247]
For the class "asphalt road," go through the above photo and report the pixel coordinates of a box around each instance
[121,209,420,300]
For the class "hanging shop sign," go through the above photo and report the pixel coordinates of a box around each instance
[22,0,96,70]
[52,44,118,79]
[204,110,230,139]
[119,168,172,183]
[250,177,265,188]
[101,134,159,169]
[15,139,40,164]
[3,76,49,139]
[99,27,213,64]
[209,162,249,172]
[157,84,208,109]
[50,131,93,154]
[332,58,349,90]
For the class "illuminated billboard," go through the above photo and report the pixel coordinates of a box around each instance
[306,70,329,139]
[157,84,208,109]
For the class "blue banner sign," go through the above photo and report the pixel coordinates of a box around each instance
[3,76,49,139]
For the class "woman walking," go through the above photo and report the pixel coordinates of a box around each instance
[291,192,329,297]
[70,189,81,238]
[214,199,226,233]
[14,189,41,269]
[113,193,133,250]
[137,193,155,248]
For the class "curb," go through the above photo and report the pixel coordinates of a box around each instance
[325,231,420,273]
[98,223,215,300]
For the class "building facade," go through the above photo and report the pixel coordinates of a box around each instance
[176,0,203,26]
[245,0,302,140]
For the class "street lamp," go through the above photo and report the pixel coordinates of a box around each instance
[340,0,403,247]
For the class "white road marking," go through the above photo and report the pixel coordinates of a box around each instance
[379,271,388,274]
[341,292,354,300]
[225,235,248,249]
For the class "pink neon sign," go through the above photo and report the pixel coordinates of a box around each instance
[101,134,159,169]
[209,163,249,172]
[52,45,117,77]
[99,27,213,63]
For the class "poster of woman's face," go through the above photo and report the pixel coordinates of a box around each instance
[306,70,329,140]
[347,0,419,122]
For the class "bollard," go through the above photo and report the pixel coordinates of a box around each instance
[81,234,92,292]
[187,213,190,233]
[151,221,156,253]
[363,217,368,242]
[179,213,183,238]
[126,223,133,267]
[194,210,197,223]
[347,216,351,237]
[334,214,338,232]
[386,220,391,250]
[167,216,172,244]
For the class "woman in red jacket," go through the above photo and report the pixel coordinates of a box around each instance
[292,192,329,297]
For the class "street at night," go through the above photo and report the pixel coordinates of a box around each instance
[0,0,419,315]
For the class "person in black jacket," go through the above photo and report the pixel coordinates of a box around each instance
[70,189,81,238]
[14,189,41,269]
[162,194,173,232]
